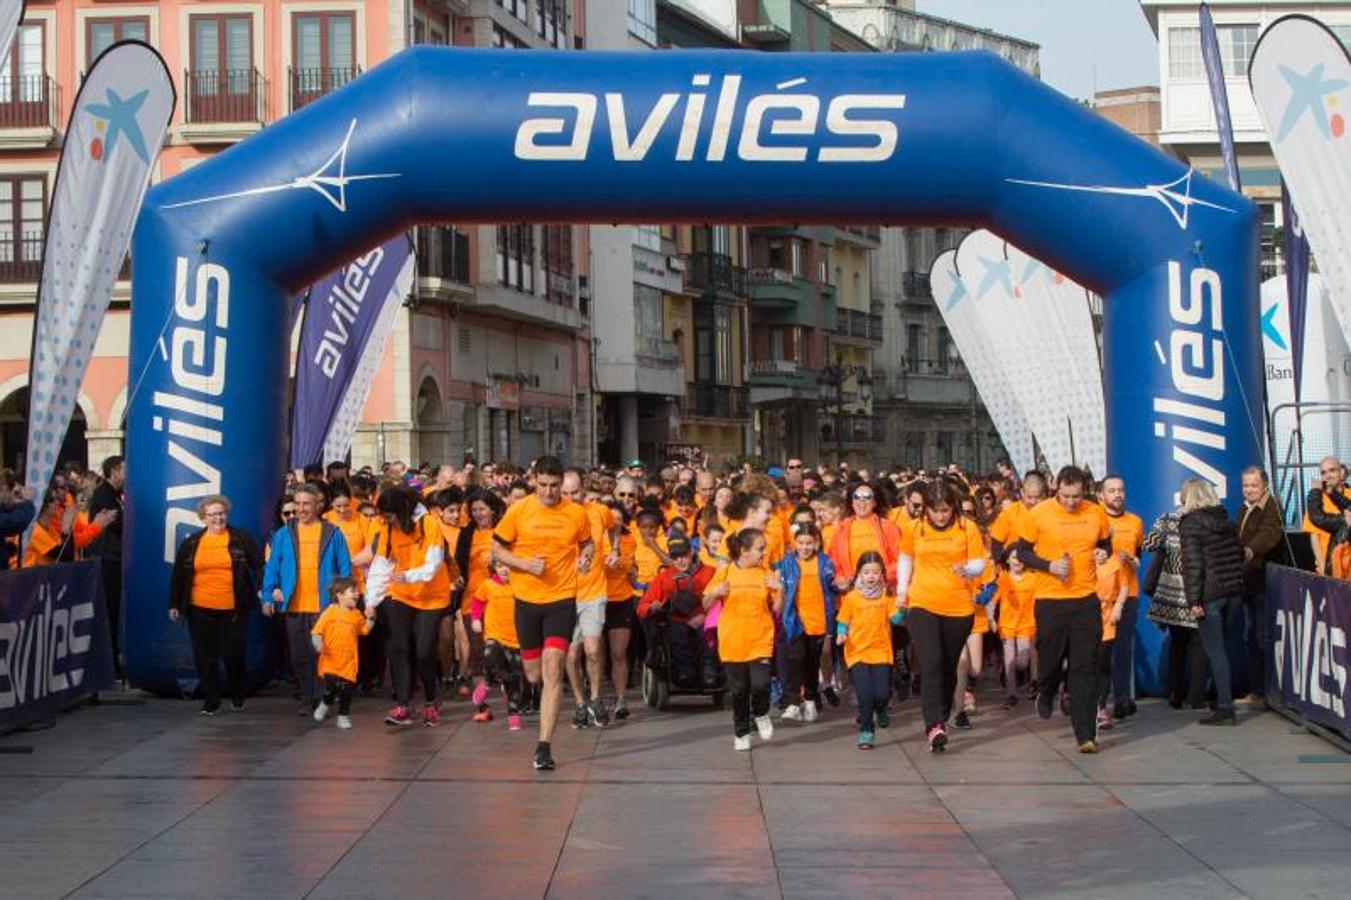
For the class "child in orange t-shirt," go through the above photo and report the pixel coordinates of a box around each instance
[836,552,894,750]
[311,577,375,729]
[998,556,1039,710]
[470,560,525,731]
[1095,556,1128,732]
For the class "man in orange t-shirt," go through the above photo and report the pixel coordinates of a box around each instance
[1015,465,1111,753]
[493,456,595,771]
[1100,475,1143,720]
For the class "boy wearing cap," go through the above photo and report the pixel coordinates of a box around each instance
[639,537,716,688]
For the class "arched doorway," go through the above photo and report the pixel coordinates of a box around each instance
[0,386,87,475]
[414,375,447,467]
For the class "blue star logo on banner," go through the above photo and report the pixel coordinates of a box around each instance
[1276,63,1349,141]
[86,88,151,163]
[943,278,968,313]
[1261,302,1288,350]
[974,256,1014,299]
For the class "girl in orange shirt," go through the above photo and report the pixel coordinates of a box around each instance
[998,555,1039,710]
[836,551,893,749]
[1095,556,1128,733]
[311,577,375,730]
[704,528,782,751]
[470,559,526,731]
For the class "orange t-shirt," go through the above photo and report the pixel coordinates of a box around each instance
[291,522,323,614]
[192,530,236,610]
[900,519,984,618]
[493,495,590,604]
[577,502,613,603]
[370,516,451,610]
[709,563,776,663]
[477,577,519,649]
[1096,556,1125,642]
[324,510,371,589]
[1107,511,1145,596]
[989,502,1028,546]
[887,506,914,532]
[795,556,827,636]
[462,528,495,611]
[820,522,838,554]
[837,588,892,667]
[634,529,668,587]
[998,570,1037,638]
[312,604,370,682]
[605,528,638,601]
[843,517,883,570]
[23,519,62,567]
[1020,499,1110,600]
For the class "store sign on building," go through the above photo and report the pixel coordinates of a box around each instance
[486,378,520,411]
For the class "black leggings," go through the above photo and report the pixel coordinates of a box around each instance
[907,607,973,730]
[785,633,826,704]
[483,641,525,713]
[186,607,247,709]
[322,674,354,715]
[724,658,772,738]
[1096,639,1115,708]
[384,600,445,706]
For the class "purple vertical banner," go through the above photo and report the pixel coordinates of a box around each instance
[1199,4,1242,192]
[1282,179,1311,402]
[289,234,413,469]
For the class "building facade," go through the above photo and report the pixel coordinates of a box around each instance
[0,0,595,476]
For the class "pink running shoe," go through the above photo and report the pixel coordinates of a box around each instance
[926,723,948,753]
[508,714,523,731]
[472,682,489,707]
[473,707,493,723]
[422,703,441,727]
[385,706,413,726]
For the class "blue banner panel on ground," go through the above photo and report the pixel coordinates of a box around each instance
[0,561,114,732]
[1266,565,1351,740]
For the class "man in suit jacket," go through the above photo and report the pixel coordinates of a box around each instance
[1239,466,1286,703]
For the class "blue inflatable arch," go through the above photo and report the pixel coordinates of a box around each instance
[125,47,1259,695]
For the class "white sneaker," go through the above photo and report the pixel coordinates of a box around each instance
[755,715,774,741]
[733,734,752,751]
[336,715,352,730]
[802,700,819,723]
[780,704,803,721]
[963,691,977,715]
[313,701,329,723]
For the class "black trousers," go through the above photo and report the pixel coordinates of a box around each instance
[1096,639,1115,707]
[322,674,354,715]
[850,662,891,732]
[724,658,772,737]
[785,633,826,703]
[1166,625,1211,708]
[484,640,525,713]
[186,606,247,709]
[907,607,973,729]
[385,600,445,705]
[284,612,321,705]
[100,559,122,676]
[1035,597,1102,743]
[358,603,388,690]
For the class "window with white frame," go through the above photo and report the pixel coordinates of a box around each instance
[634,224,663,252]
[628,0,656,46]
[1168,24,1259,79]
[0,23,44,104]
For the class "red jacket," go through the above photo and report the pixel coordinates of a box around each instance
[828,514,902,587]
[638,563,715,623]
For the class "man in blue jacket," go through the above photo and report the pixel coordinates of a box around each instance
[262,483,352,714]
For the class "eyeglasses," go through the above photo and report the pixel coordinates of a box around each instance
[615,491,636,498]
[787,462,803,469]
[853,492,874,501]
[282,508,297,518]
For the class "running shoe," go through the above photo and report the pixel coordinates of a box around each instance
[533,743,556,771]
[733,734,752,752]
[1096,708,1113,731]
[471,682,490,707]
[1026,682,1039,701]
[963,691,976,715]
[780,703,803,722]
[876,707,890,729]
[571,704,590,729]
[588,700,610,728]
[385,706,413,726]
[613,703,630,721]
[926,723,948,753]
[1122,698,1138,717]
[1078,739,1098,754]
[1060,691,1072,716]
[954,711,972,730]
[230,700,245,713]
[199,703,219,717]
[755,715,774,741]
[336,715,352,730]
[1001,695,1019,711]
[802,700,819,723]
[457,682,471,699]
[857,731,875,750]
[508,714,523,731]
[823,686,841,707]
[473,707,494,723]
[422,703,441,727]
[313,701,330,723]
[1198,710,1237,726]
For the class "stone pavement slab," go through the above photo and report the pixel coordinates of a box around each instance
[3,687,1350,898]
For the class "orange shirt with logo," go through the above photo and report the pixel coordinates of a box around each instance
[462,528,495,611]
[836,589,892,667]
[1107,511,1145,596]
[605,528,638,601]
[291,522,323,613]
[1020,499,1110,600]
[998,570,1037,638]
[477,577,519,649]
[312,604,371,682]
[577,502,613,603]
[370,516,452,610]
[708,563,776,663]
[192,531,236,610]
[795,556,827,636]
[493,495,590,604]
[900,519,984,618]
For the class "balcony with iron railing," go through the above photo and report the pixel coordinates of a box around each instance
[684,383,749,421]
[182,68,267,142]
[0,75,58,147]
[832,308,884,345]
[416,226,470,285]
[0,232,42,285]
[685,252,747,298]
[290,66,361,112]
[902,270,932,300]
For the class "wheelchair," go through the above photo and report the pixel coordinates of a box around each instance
[640,608,726,711]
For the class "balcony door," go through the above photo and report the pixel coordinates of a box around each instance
[292,12,355,110]
[190,15,254,123]
[0,174,46,284]
[0,24,46,128]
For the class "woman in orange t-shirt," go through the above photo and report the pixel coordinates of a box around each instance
[454,489,506,696]
[896,480,985,753]
[367,485,454,727]
[704,528,782,751]
[828,482,902,591]
[167,494,263,715]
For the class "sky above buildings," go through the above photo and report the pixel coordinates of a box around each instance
[917,0,1162,100]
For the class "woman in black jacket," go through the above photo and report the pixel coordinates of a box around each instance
[1177,478,1246,726]
[168,494,264,714]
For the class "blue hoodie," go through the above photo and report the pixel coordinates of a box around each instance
[261,520,352,612]
[778,551,839,642]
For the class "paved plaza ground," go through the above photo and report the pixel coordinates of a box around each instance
[2,684,1351,899]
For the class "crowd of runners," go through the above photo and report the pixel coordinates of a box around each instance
[6,449,1306,771]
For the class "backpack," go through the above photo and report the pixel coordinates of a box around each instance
[669,570,701,618]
